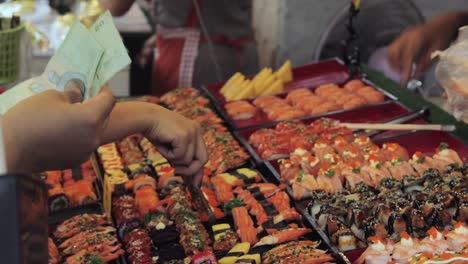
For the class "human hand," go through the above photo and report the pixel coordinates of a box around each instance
[3,88,116,173]
[136,34,156,68]
[387,13,464,87]
[143,106,208,187]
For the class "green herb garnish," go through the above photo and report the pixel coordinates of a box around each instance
[223,198,245,214]
[376,163,382,169]
[144,211,165,225]
[88,256,105,264]
[324,170,335,177]
[352,167,361,174]
[298,170,305,182]
[417,156,425,164]
[439,142,449,151]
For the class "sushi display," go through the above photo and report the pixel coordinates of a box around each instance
[160,88,250,175]
[50,213,123,264]
[220,61,293,102]
[249,118,354,160]
[95,127,337,263]
[307,163,467,252]
[357,223,468,264]
[278,138,463,200]
[43,160,98,212]
[39,57,468,264]
[225,80,385,122]
[263,241,334,264]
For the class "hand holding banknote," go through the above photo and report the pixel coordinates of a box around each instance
[0,11,131,114]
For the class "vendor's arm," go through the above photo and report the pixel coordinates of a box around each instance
[388,11,468,86]
[99,0,135,16]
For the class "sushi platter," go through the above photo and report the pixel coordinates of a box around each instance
[202,59,397,131]
[41,160,102,215]
[88,89,349,264]
[41,58,468,264]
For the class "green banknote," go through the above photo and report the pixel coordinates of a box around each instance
[89,11,131,98]
[0,11,130,114]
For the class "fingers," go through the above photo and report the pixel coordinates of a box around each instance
[172,125,207,186]
[414,51,432,79]
[387,26,427,87]
[80,87,116,123]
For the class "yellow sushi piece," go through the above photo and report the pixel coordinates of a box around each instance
[261,78,284,96]
[218,173,240,186]
[275,60,293,83]
[219,256,239,264]
[218,242,251,264]
[251,68,272,89]
[235,254,261,264]
[212,223,232,241]
[224,76,247,99]
[231,80,254,101]
[221,72,244,94]
[236,168,257,180]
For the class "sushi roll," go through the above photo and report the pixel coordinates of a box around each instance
[218,168,260,186]
[235,254,261,264]
[48,186,70,212]
[212,223,240,251]
[218,243,251,264]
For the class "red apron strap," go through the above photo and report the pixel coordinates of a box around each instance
[186,0,202,28]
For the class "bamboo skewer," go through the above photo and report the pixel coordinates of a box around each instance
[341,123,456,132]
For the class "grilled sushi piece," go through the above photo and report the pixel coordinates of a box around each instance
[253,227,312,247]
[218,242,250,264]
[212,223,240,252]
[235,254,261,264]
[48,238,60,264]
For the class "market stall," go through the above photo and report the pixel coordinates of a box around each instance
[0,2,466,264]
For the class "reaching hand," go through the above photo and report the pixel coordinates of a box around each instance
[143,106,208,187]
[387,12,466,87]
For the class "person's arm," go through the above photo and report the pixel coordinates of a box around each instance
[388,11,468,86]
[99,0,135,17]
[3,88,207,185]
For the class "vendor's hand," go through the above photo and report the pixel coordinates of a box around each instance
[3,88,116,173]
[143,106,208,187]
[387,13,463,87]
[136,34,156,69]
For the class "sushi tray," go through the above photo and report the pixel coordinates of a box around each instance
[48,203,127,264]
[84,88,348,264]
[41,160,103,215]
[254,117,468,262]
[235,103,432,164]
[93,130,350,264]
[201,58,397,131]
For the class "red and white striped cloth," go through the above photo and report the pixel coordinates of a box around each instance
[156,26,200,88]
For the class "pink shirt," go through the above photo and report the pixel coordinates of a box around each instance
[0,115,5,174]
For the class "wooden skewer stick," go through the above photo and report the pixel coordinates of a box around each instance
[341,123,456,132]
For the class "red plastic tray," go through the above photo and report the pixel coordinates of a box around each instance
[204,59,397,130]
[237,101,413,162]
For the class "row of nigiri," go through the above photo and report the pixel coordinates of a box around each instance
[225,79,384,121]
[357,223,468,264]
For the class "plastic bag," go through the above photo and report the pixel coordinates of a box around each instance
[433,26,468,123]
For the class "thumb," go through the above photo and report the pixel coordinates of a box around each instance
[81,87,116,123]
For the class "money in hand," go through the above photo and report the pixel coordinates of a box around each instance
[0,11,130,114]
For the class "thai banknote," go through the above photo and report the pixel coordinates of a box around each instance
[0,11,130,114]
